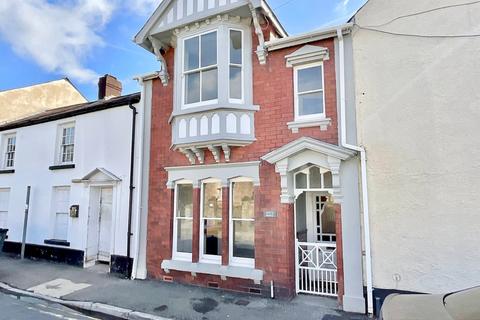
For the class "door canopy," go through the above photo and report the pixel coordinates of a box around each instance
[261,137,356,203]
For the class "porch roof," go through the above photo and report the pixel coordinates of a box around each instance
[72,168,121,184]
[261,137,356,165]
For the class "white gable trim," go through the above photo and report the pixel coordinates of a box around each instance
[261,137,356,203]
[72,168,122,184]
[262,137,356,164]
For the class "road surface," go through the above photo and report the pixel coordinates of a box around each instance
[0,291,100,320]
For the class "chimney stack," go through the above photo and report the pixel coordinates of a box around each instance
[98,74,122,100]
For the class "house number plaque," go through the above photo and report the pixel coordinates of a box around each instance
[264,211,277,218]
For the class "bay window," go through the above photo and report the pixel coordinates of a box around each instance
[177,23,251,111]
[294,62,325,121]
[200,179,222,262]
[230,178,255,267]
[183,30,218,106]
[173,181,193,260]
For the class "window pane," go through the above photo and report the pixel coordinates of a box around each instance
[322,206,336,234]
[309,167,321,188]
[185,72,200,104]
[295,172,307,189]
[177,219,193,253]
[204,220,222,255]
[203,182,222,218]
[201,31,217,67]
[177,184,193,218]
[201,68,218,101]
[232,182,254,219]
[297,66,322,93]
[298,91,324,116]
[230,30,242,64]
[233,220,254,259]
[184,36,199,71]
[229,66,242,100]
[323,171,333,188]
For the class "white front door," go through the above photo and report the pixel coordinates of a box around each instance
[97,187,112,262]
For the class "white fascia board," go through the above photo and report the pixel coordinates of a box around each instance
[266,23,353,51]
[134,0,174,46]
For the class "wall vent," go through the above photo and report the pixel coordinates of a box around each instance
[207,282,219,288]
[163,276,173,282]
[249,288,262,295]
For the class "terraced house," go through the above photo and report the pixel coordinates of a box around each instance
[134,0,367,313]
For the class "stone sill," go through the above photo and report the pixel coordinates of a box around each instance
[287,118,332,133]
[161,259,263,284]
[49,164,75,170]
[44,239,70,247]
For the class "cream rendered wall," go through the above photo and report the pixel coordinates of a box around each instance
[352,0,480,293]
[0,79,86,123]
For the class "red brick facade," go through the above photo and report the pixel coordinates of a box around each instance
[146,23,341,298]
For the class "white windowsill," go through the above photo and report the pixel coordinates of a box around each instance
[287,118,331,133]
[161,259,263,284]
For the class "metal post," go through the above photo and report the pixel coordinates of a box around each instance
[21,186,31,260]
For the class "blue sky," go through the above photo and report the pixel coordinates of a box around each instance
[0,0,366,101]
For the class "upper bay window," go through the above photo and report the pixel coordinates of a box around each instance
[184,30,218,106]
[178,23,251,111]
[294,62,325,121]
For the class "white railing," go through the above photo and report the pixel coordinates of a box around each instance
[295,240,338,296]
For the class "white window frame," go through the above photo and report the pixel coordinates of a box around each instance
[229,177,255,268]
[228,28,244,104]
[182,29,219,109]
[293,61,326,121]
[51,186,70,241]
[172,180,194,261]
[199,178,222,264]
[2,133,16,169]
[0,188,11,229]
[56,122,75,165]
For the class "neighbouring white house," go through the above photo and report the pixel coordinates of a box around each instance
[0,75,150,279]
[350,0,480,313]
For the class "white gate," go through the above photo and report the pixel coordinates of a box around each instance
[295,240,338,296]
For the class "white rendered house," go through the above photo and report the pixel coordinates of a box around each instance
[0,76,149,278]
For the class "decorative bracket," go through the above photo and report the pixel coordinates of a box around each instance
[208,145,221,163]
[148,36,169,86]
[191,147,205,164]
[179,148,196,165]
[221,144,231,162]
[249,3,267,65]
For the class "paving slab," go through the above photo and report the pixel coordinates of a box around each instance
[0,255,367,320]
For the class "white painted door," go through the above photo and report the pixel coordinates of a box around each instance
[97,187,112,262]
[86,188,100,262]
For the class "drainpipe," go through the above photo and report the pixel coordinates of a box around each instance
[131,77,146,279]
[127,99,138,278]
[337,28,374,316]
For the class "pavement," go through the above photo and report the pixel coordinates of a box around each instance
[0,291,101,320]
[0,255,368,320]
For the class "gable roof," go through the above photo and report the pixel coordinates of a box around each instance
[134,0,287,51]
[0,92,140,132]
[262,137,356,164]
[0,78,88,124]
[73,167,122,183]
